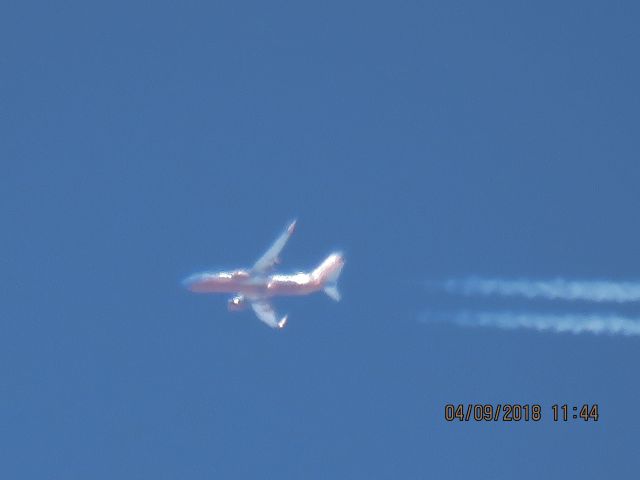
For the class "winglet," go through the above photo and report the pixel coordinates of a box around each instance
[278,315,288,329]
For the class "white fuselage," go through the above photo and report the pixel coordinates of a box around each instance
[183,253,345,300]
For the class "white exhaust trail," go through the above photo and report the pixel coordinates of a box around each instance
[421,311,640,336]
[438,277,640,303]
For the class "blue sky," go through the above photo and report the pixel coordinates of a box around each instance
[2,1,640,478]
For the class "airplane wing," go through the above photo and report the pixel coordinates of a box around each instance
[250,301,288,329]
[252,220,297,274]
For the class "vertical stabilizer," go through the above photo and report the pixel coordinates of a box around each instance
[312,253,344,301]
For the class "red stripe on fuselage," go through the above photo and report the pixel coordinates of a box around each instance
[185,273,323,298]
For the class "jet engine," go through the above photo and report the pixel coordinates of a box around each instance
[227,295,247,311]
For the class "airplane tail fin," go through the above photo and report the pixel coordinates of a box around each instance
[312,252,345,302]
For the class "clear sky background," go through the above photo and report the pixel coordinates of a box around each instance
[2,1,640,478]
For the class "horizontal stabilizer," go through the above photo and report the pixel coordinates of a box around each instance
[324,284,341,302]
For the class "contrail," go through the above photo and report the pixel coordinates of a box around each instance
[421,311,640,336]
[437,277,640,303]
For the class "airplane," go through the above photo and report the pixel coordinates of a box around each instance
[182,220,344,329]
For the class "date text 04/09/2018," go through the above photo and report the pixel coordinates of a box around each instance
[444,404,599,422]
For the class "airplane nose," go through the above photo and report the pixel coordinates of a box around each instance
[181,274,198,289]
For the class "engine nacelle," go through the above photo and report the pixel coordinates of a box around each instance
[227,295,247,311]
